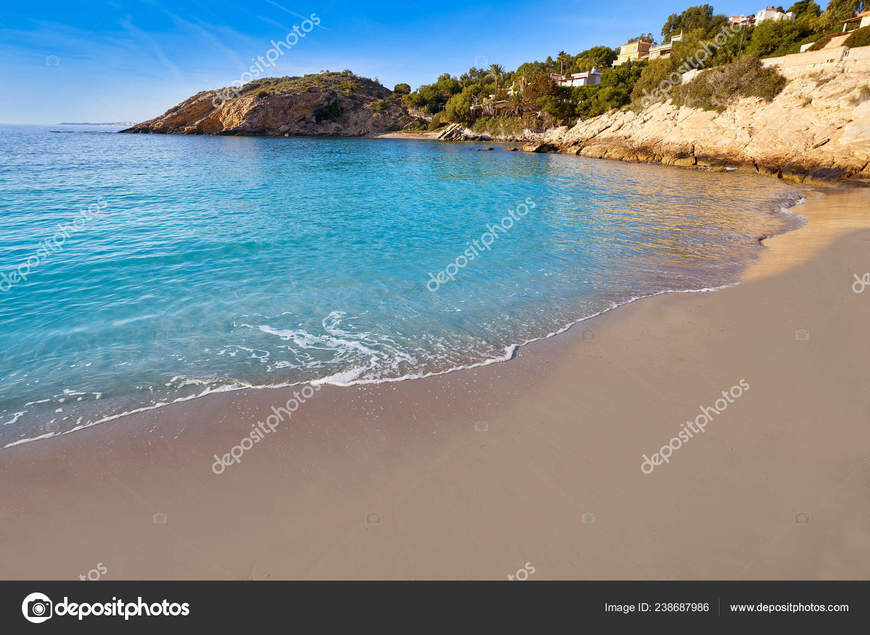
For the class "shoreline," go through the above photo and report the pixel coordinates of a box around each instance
[2,186,869,579]
[123,123,870,186]
[1,180,806,452]
[379,129,870,186]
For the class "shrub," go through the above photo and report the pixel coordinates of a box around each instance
[314,99,342,122]
[405,74,462,114]
[673,56,787,111]
[369,99,388,112]
[845,26,870,48]
[393,83,411,94]
[575,61,646,118]
[522,73,560,110]
[809,70,834,86]
[853,84,870,104]
[427,111,448,130]
[631,58,676,105]
[470,115,528,136]
[444,87,476,124]
[746,17,814,58]
[808,34,834,51]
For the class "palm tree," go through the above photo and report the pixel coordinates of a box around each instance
[556,50,572,75]
[487,64,505,92]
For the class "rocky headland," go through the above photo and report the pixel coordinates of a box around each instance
[121,72,413,137]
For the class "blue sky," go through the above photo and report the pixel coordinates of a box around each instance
[0,1,804,123]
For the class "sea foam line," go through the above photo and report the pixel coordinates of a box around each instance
[2,192,808,450]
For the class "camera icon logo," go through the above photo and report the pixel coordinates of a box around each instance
[21,592,53,624]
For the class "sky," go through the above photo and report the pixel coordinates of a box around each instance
[0,0,808,124]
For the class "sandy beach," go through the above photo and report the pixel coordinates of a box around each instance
[372,130,443,140]
[2,185,869,581]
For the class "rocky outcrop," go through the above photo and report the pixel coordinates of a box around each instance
[539,61,870,183]
[121,72,413,137]
[436,123,467,141]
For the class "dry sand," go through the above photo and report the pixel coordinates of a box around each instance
[372,130,443,140]
[2,186,869,580]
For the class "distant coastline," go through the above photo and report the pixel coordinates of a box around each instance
[59,122,133,126]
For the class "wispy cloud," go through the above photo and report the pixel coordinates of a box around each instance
[119,17,183,78]
[265,0,329,30]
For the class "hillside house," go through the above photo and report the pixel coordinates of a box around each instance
[649,32,683,60]
[549,68,602,87]
[728,15,755,26]
[842,10,870,32]
[755,7,795,24]
[613,39,653,65]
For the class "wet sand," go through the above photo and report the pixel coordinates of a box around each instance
[2,187,869,580]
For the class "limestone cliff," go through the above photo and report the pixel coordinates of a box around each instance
[121,72,413,137]
[535,58,870,183]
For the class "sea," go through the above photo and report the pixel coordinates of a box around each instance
[0,124,805,447]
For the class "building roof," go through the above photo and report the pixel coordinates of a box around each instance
[842,10,870,22]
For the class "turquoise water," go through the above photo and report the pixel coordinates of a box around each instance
[0,124,802,447]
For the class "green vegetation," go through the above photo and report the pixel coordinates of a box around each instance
[399,1,868,133]
[632,12,749,106]
[314,99,343,122]
[427,112,448,130]
[515,47,617,77]
[661,4,726,41]
[845,26,870,47]
[575,62,647,118]
[403,73,462,114]
[807,33,835,50]
[470,115,528,136]
[806,0,867,32]
[237,70,385,99]
[745,17,815,57]
[787,0,822,18]
[401,49,638,131]
[672,56,788,111]
[224,2,867,135]
[444,87,476,124]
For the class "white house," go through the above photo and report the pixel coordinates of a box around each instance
[755,7,795,24]
[728,15,755,26]
[550,68,602,87]
[842,10,870,32]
